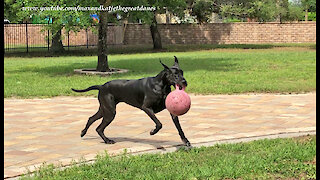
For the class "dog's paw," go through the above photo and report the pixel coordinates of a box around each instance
[150,125,162,135]
[80,130,87,137]
[182,139,191,147]
[105,139,116,144]
[185,141,192,147]
[150,130,155,135]
[150,129,159,135]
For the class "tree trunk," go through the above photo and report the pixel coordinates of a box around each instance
[305,9,308,21]
[275,0,281,22]
[50,29,64,53]
[150,13,162,50]
[96,10,110,72]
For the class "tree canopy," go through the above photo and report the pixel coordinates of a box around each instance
[185,0,316,23]
[5,0,316,25]
[7,0,99,31]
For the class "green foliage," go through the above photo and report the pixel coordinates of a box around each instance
[223,17,242,22]
[278,0,291,21]
[7,0,99,34]
[109,0,154,24]
[30,15,50,24]
[301,0,316,12]
[188,0,315,22]
[307,12,316,21]
[219,0,312,22]
[190,0,216,23]
[220,0,279,22]
[4,0,23,22]
[109,0,187,24]
[287,3,304,21]
[288,0,316,21]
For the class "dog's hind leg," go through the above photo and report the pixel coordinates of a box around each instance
[96,117,116,144]
[96,94,117,144]
[81,107,103,137]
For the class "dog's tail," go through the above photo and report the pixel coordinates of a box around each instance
[71,85,101,93]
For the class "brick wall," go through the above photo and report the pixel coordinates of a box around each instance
[61,25,123,46]
[124,22,316,45]
[4,24,48,46]
[4,24,123,48]
[4,22,316,49]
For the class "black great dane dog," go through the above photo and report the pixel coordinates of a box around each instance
[71,56,191,147]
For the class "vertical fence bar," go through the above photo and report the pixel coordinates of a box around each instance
[6,24,8,52]
[15,24,17,51]
[14,24,16,52]
[26,23,28,53]
[12,24,13,51]
[86,28,88,49]
[3,24,5,54]
[9,25,11,52]
[5,24,7,52]
[11,24,13,51]
[17,24,19,51]
[47,21,50,51]
[68,31,70,51]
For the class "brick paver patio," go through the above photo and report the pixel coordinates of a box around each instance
[4,93,316,179]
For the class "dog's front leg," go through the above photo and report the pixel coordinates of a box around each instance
[142,106,162,135]
[171,114,191,147]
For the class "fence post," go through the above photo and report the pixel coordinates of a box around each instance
[3,24,5,54]
[86,28,89,49]
[47,21,50,51]
[26,23,28,53]
[68,31,70,51]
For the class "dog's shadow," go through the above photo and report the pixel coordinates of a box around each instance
[82,135,187,151]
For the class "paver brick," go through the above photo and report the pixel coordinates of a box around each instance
[4,93,316,178]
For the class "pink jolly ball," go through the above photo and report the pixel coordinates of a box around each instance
[165,85,191,116]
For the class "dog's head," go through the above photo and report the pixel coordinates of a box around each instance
[160,56,187,90]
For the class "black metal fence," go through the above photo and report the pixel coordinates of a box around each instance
[4,23,123,53]
[4,23,50,53]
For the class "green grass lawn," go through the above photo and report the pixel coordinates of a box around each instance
[20,135,316,180]
[4,43,316,57]
[4,46,316,98]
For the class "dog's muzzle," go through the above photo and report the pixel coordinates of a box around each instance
[176,80,187,90]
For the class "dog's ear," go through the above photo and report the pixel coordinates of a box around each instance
[173,56,180,68]
[160,60,170,70]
